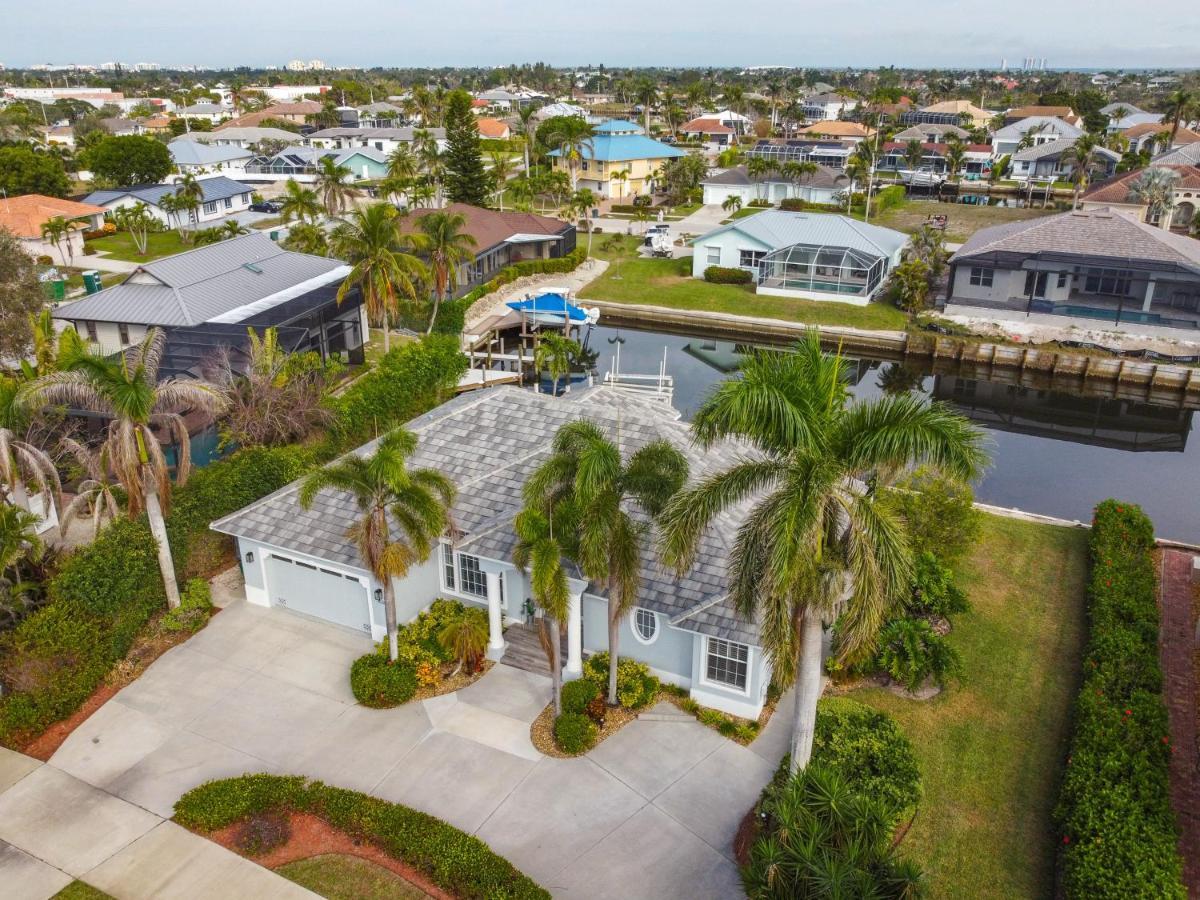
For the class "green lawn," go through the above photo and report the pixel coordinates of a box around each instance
[852,515,1088,899]
[579,238,909,331]
[721,206,768,223]
[869,199,1056,243]
[276,854,432,899]
[51,882,115,900]
[86,231,191,262]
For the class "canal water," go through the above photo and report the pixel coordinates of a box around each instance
[582,324,1200,542]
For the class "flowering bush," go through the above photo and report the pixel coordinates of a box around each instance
[1055,500,1184,899]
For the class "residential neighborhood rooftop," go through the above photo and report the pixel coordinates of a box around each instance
[0,194,106,238]
[84,175,251,209]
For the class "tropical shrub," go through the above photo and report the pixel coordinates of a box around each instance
[554,712,598,754]
[889,467,982,564]
[582,651,658,709]
[1055,500,1184,899]
[349,652,418,708]
[874,618,964,692]
[703,265,754,284]
[175,774,549,899]
[905,551,970,618]
[437,605,489,673]
[561,677,600,715]
[161,578,213,633]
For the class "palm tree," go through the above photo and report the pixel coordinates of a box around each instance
[414,130,445,206]
[298,429,455,661]
[514,104,539,176]
[722,194,743,215]
[1163,89,1194,143]
[24,330,227,608]
[279,179,322,225]
[40,216,73,266]
[944,139,966,184]
[533,332,579,396]
[173,173,204,236]
[386,143,419,183]
[415,210,477,335]
[1128,167,1181,228]
[781,160,819,197]
[1067,134,1102,209]
[0,381,61,517]
[525,420,688,706]
[331,202,428,354]
[513,505,570,714]
[609,167,631,199]
[488,151,517,210]
[746,155,772,201]
[314,156,357,217]
[659,332,985,773]
[567,188,597,257]
[548,117,596,192]
[60,438,122,538]
[903,139,925,173]
[1107,105,1131,129]
[1016,123,1047,152]
[635,79,659,135]
[282,222,330,256]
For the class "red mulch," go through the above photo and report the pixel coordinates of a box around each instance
[21,682,121,761]
[732,806,760,866]
[207,811,454,900]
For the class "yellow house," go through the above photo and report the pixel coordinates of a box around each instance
[549,119,686,200]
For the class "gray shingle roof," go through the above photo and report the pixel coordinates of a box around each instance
[1155,144,1200,166]
[893,124,969,142]
[211,386,763,645]
[703,164,848,191]
[306,126,446,141]
[992,116,1082,142]
[52,232,348,327]
[1010,137,1120,163]
[84,175,252,209]
[692,210,908,260]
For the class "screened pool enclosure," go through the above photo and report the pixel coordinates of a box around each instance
[756,241,889,298]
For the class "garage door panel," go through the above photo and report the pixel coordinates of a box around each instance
[266,554,371,634]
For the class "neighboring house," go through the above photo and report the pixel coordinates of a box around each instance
[547,119,685,199]
[700,164,849,207]
[680,117,736,148]
[474,117,511,140]
[946,207,1200,329]
[139,115,173,134]
[98,117,143,136]
[532,102,587,122]
[707,109,751,135]
[243,146,388,183]
[306,126,447,155]
[0,194,106,262]
[168,140,253,179]
[474,88,547,110]
[35,124,76,148]
[396,203,576,296]
[1003,105,1079,126]
[892,123,969,144]
[1123,123,1200,155]
[189,127,302,149]
[800,92,857,121]
[1008,138,1120,183]
[1156,143,1200,166]
[1079,165,1200,231]
[878,141,993,176]
[84,176,254,227]
[745,139,854,170]
[991,115,1082,157]
[795,121,875,143]
[210,386,774,719]
[52,232,366,369]
[690,210,907,305]
[216,102,321,130]
[900,100,992,128]
[357,101,406,127]
[1108,111,1165,132]
[178,103,228,125]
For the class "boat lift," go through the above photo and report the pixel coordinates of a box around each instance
[602,341,674,403]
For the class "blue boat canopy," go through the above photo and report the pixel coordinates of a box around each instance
[506,293,589,322]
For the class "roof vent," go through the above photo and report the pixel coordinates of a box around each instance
[242,262,264,274]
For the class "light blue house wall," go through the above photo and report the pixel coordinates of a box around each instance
[581,595,711,690]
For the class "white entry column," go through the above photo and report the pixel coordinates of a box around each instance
[480,560,509,660]
[564,577,588,681]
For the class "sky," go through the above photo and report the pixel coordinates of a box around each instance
[4,1,1200,70]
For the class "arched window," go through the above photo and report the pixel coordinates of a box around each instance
[633,607,658,644]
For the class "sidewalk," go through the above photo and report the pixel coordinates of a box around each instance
[0,747,315,900]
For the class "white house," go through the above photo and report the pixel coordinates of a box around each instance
[800,92,857,122]
[701,164,850,207]
[190,127,303,150]
[177,103,228,126]
[210,387,774,719]
[83,176,254,227]
[305,126,447,155]
[991,116,1082,158]
[1008,138,1120,183]
[168,140,253,179]
[243,146,389,183]
[691,210,907,305]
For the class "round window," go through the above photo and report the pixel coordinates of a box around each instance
[634,607,658,643]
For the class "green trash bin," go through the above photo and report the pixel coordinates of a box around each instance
[269,230,280,241]
[49,279,66,301]
[82,270,102,294]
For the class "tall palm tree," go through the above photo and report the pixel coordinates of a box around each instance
[548,117,596,192]
[415,210,477,335]
[60,438,122,538]
[414,130,445,206]
[659,332,985,773]
[331,202,428,354]
[1163,89,1195,143]
[24,330,227,608]
[533,332,579,396]
[314,155,357,217]
[0,379,61,518]
[488,151,517,211]
[1107,104,1131,129]
[903,139,925,173]
[1067,134,1102,209]
[944,139,966,184]
[40,216,73,266]
[525,420,688,706]
[567,187,598,257]
[298,429,455,661]
[781,160,819,197]
[279,178,322,225]
[513,506,570,714]
[282,222,330,256]
[1128,166,1181,228]
[173,173,204,235]
[514,104,539,176]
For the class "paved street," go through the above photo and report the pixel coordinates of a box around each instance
[2,598,778,898]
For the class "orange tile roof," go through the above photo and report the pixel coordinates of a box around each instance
[475,117,511,138]
[0,194,106,239]
[681,117,733,134]
[796,121,874,138]
[1081,165,1200,202]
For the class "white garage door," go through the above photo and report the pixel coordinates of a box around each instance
[266,554,371,634]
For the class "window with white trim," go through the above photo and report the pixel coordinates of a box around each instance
[457,553,487,598]
[706,245,720,265]
[203,200,218,214]
[634,608,658,643]
[441,543,455,591]
[968,266,994,287]
[705,637,749,690]
[739,249,766,270]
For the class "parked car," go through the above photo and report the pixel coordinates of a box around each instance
[249,201,282,213]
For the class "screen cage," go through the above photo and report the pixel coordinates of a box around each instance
[756,242,887,298]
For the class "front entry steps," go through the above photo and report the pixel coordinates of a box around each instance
[500,621,567,676]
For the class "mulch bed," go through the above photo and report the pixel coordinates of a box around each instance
[411,659,494,703]
[529,701,638,758]
[207,811,453,900]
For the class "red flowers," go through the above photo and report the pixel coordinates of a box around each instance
[1063,835,1071,844]
[1123,708,1132,716]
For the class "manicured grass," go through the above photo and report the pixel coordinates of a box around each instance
[870,199,1055,243]
[250,216,285,230]
[276,854,431,900]
[579,243,909,331]
[721,206,768,223]
[51,883,115,900]
[86,230,191,262]
[852,515,1089,900]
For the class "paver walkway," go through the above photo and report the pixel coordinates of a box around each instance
[35,599,773,898]
[1159,549,1200,897]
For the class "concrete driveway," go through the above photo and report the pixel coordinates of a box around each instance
[46,599,775,898]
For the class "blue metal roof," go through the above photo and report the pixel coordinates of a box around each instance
[593,119,643,134]
[85,176,252,208]
[548,133,685,163]
[506,293,588,321]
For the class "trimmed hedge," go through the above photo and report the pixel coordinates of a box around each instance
[582,651,658,709]
[174,774,549,899]
[1055,500,1185,899]
[554,712,598,753]
[349,652,418,707]
[703,265,753,285]
[561,677,600,715]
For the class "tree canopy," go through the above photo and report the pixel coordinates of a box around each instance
[442,89,491,207]
[0,146,70,198]
[0,229,54,362]
[85,134,174,187]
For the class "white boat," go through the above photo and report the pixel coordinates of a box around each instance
[898,166,948,187]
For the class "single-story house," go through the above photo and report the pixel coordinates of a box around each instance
[690,209,907,304]
[475,117,511,140]
[1003,105,1079,127]
[0,193,107,263]
[396,203,576,296]
[900,100,991,129]
[139,115,173,135]
[991,115,1082,158]
[1008,138,1120,183]
[84,176,254,227]
[168,140,254,179]
[800,92,857,121]
[946,207,1200,329]
[1123,123,1200,156]
[35,125,76,148]
[878,141,993,176]
[701,164,850,207]
[189,127,303,150]
[1107,111,1165,132]
[98,117,144,137]
[306,126,447,155]
[243,146,388,183]
[52,232,367,371]
[178,103,228,125]
[474,88,547,110]
[216,101,322,129]
[795,121,875,143]
[745,139,854,170]
[680,117,736,148]
[210,386,773,719]
[532,102,587,122]
[1079,165,1200,231]
[892,123,969,144]
[548,119,685,199]
[357,102,406,128]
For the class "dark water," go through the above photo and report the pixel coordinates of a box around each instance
[582,324,1200,542]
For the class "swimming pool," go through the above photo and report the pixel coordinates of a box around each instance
[1050,305,1198,329]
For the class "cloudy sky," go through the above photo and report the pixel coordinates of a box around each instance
[5,0,1199,69]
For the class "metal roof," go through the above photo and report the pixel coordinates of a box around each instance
[52,233,347,327]
[169,140,253,166]
[692,210,908,260]
[84,175,252,209]
[306,126,446,141]
[211,386,763,645]
[702,164,848,191]
[547,132,685,163]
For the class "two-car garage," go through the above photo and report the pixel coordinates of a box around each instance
[264,553,373,635]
